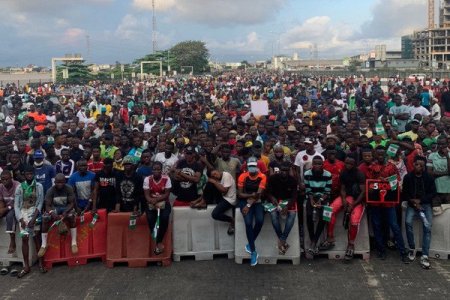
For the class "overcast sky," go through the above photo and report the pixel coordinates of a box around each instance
[0,0,429,66]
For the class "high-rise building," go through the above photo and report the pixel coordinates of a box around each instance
[401,35,414,59]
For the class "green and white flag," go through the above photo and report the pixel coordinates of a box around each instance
[387,175,398,191]
[386,144,400,158]
[348,96,356,111]
[128,214,137,230]
[263,202,277,212]
[375,123,386,136]
[152,208,160,240]
[323,205,333,222]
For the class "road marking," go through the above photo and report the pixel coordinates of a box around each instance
[361,260,386,300]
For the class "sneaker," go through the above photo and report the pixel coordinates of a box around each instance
[401,254,410,264]
[245,244,251,254]
[250,251,259,267]
[37,246,47,258]
[71,244,78,254]
[420,256,431,269]
[407,249,416,262]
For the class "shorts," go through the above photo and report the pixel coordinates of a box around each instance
[19,207,40,234]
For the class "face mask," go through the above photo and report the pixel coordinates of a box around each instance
[34,161,44,167]
[360,127,368,131]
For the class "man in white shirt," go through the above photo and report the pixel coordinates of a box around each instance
[409,96,430,118]
[153,142,178,175]
[294,138,324,181]
[431,97,441,121]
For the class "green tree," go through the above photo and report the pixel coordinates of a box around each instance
[170,41,209,74]
[134,50,175,76]
[56,61,92,84]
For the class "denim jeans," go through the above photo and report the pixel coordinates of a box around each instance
[270,210,296,242]
[405,204,432,256]
[239,200,264,252]
[369,206,406,255]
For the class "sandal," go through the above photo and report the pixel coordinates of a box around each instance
[0,267,9,276]
[154,247,164,255]
[278,245,286,255]
[10,269,18,277]
[17,269,30,279]
[319,240,335,251]
[344,248,354,261]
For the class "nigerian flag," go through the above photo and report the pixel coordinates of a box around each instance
[387,175,398,191]
[323,205,333,222]
[152,208,160,240]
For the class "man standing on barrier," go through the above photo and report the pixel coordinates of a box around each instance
[237,157,266,266]
[368,147,409,263]
[304,156,332,257]
[322,155,366,261]
[143,161,172,255]
[14,166,44,278]
[38,173,78,261]
[266,161,297,255]
[403,156,436,269]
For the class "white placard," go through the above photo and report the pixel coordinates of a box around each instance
[251,100,269,116]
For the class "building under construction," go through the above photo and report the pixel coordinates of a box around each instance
[407,0,450,69]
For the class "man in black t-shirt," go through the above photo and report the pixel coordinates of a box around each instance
[321,156,366,261]
[171,145,202,206]
[116,156,144,213]
[92,158,119,212]
[266,162,298,255]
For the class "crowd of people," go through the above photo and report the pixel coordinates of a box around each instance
[0,72,449,275]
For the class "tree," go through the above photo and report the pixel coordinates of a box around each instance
[133,50,175,76]
[56,61,92,84]
[170,41,209,74]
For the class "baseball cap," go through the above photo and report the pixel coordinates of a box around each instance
[33,149,45,159]
[247,157,258,167]
[304,138,313,144]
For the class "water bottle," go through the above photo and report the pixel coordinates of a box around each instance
[419,211,430,229]
[312,208,318,222]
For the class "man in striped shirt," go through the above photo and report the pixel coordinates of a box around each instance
[304,156,332,256]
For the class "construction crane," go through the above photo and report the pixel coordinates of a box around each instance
[152,0,157,53]
[429,0,435,29]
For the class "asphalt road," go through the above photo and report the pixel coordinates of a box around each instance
[1,251,449,300]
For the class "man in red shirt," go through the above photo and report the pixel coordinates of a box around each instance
[87,146,104,174]
[358,147,373,179]
[323,146,345,199]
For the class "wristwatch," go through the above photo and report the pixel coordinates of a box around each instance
[7,205,12,210]
[246,203,252,208]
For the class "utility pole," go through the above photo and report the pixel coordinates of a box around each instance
[152,0,157,54]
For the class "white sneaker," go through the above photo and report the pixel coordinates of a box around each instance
[407,249,416,262]
[420,255,431,269]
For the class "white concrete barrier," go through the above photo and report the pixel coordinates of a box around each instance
[234,208,300,265]
[173,205,234,261]
[402,202,450,259]
[0,219,37,267]
[303,202,370,260]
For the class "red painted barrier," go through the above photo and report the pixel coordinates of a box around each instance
[106,212,172,268]
[43,209,107,269]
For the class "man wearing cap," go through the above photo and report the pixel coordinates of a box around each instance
[100,134,118,160]
[115,155,144,213]
[33,149,56,195]
[171,145,203,207]
[294,137,324,181]
[237,157,267,266]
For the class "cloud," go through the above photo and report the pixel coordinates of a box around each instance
[355,0,426,39]
[115,14,150,40]
[207,32,265,53]
[62,28,86,44]
[132,0,286,25]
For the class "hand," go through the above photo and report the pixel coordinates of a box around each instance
[281,206,288,216]
[207,178,216,184]
[242,206,249,216]
[20,219,26,229]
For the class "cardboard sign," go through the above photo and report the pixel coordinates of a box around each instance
[365,179,400,205]
[250,100,269,116]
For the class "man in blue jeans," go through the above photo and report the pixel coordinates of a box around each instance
[402,156,436,269]
[266,162,297,255]
[237,157,267,266]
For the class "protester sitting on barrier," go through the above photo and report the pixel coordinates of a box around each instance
[237,157,266,266]
[368,147,409,262]
[304,156,332,256]
[38,173,77,261]
[204,169,236,235]
[266,161,297,255]
[323,146,345,199]
[92,158,118,213]
[143,161,172,255]
[68,159,96,212]
[322,155,366,261]
[0,171,20,255]
[116,155,144,213]
[170,145,202,207]
[402,156,436,269]
[14,166,44,278]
